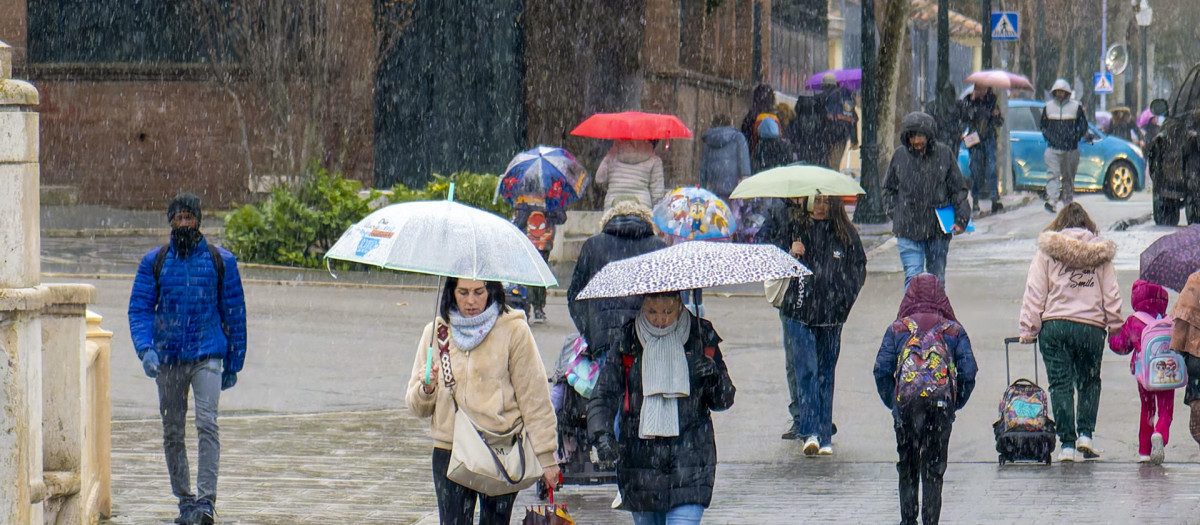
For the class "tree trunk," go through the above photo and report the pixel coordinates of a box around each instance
[875,0,911,167]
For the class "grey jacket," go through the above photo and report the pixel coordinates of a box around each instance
[698,126,751,200]
[883,112,971,240]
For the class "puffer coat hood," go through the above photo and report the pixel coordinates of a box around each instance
[900,112,939,155]
[698,126,751,199]
[1019,227,1124,339]
[1037,228,1117,268]
[1131,279,1169,318]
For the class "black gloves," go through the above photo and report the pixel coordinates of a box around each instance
[691,355,719,379]
[594,433,619,467]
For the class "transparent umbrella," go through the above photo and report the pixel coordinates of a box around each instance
[324,198,556,287]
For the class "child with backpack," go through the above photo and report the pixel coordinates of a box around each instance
[1110,279,1183,464]
[873,273,977,525]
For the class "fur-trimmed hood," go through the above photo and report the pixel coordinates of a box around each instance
[1037,228,1116,269]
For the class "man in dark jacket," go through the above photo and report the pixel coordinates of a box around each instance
[963,87,1005,213]
[128,193,247,525]
[883,112,971,288]
[698,114,751,201]
[819,74,860,170]
[1040,79,1090,213]
[566,202,667,355]
[873,273,977,525]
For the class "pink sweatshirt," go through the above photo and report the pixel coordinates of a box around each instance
[1019,228,1123,340]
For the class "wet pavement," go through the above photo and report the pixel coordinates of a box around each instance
[39,194,1200,524]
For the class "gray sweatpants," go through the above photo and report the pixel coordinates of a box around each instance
[1044,148,1080,205]
[157,357,222,504]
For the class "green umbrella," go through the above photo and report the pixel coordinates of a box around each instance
[729,164,865,199]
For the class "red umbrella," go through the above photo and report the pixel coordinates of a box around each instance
[965,70,1034,91]
[570,112,693,140]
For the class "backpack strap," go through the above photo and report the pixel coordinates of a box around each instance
[1132,311,1158,327]
[152,243,170,299]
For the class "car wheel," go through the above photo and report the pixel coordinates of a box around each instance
[1103,160,1136,200]
[1153,191,1182,226]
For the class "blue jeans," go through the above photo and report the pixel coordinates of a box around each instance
[896,236,951,288]
[631,504,705,525]
[781,314,843,446]
[968,138,999,201]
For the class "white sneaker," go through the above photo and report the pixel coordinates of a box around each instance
[1058,447,1077,462]
[1076,436,1100,460]
[803,436,819,456]
[1150,433,1165,465]
[611,491,623,509]
[1138,455,1152,463]
[818,445,834,456]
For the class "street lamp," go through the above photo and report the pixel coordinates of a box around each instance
[1134,0,1153,111]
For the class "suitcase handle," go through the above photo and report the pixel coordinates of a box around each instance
[1004,337,1040,386]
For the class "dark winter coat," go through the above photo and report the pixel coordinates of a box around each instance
[883,112,971,241]
[786,95,830,164]
[698,126,751,200]
[819,85,859,145]
[962,91,1005,142]
[566,215,667,355]
[128,238,248,371]
[758,200,867,325]
[872,275,977,421]
[587,315,736,512]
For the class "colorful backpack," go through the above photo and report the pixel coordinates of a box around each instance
[1133,312,1186,391]
[996,379,1052,432]
[754,113,782,140]
[893,318,958,413]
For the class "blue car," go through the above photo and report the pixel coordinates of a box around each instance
[957,99,1145,200]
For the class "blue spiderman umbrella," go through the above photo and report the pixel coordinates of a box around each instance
[496,146,589,212]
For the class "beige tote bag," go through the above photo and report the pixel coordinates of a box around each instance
[446,404,542,496]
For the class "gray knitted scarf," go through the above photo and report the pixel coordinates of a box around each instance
[635,310,692,438]
[447,303,500,352]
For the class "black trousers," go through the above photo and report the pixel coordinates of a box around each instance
[529,250,550,310]
[432,448,517,525]
[894,406,954,525]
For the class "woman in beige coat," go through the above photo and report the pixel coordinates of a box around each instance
[1172,271,1200,448]
[406,278,559,525]
[1019,202,1123,462]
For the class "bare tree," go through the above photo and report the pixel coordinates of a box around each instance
[189,0,358,188]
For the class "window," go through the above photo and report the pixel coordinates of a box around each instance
[27,0,214,64]
[1007,107,1039,131]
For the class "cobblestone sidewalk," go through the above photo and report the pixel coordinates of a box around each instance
[108,410,1200,524]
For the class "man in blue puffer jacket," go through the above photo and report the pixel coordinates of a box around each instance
[128,193,247,525]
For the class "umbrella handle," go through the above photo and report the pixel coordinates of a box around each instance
[324,257,338,280]
[425,345,433,384]
[448,182,456,202]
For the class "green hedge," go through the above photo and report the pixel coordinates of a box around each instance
[223,169,509,268]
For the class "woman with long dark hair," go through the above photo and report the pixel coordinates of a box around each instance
[759,195,867,453]
[406,277,560,524]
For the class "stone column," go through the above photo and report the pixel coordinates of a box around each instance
[0,39,43,525]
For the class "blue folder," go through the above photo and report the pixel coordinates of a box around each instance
[935,205,975,234]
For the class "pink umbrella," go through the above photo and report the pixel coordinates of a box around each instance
[964,70,1034,91]
[1138,108,1156,128]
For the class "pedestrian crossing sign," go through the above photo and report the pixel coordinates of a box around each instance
[990,12,1019,41]
[1094,72,1114,94]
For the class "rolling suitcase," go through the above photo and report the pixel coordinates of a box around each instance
[993,337,1057,465]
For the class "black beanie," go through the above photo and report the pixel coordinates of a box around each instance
[167,193,203,224]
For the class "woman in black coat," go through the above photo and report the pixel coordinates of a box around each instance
[566,202,667,356]
[757,195,867,453]
[587,292,736,524]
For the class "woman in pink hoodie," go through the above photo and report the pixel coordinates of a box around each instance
[1110,279,1173,464]
[1019,202,1123,462]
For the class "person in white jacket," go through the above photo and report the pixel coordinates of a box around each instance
[1018,202,1123,463]
[595,139,665,210]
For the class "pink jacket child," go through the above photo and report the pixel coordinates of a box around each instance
[1109,279,1173,463]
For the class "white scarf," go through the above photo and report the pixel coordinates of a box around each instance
[635,310,692,438]
[447,303,500,352]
